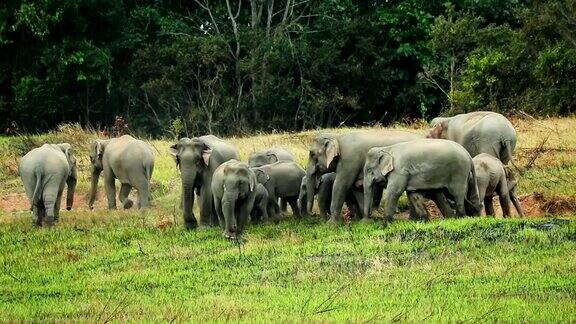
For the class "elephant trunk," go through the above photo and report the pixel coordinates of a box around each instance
[305,164,316,214]
[66,174,77,210]
[181,165,198,229]
[363,176,374,219]
[88,168,101,209]
[222,190,239,238]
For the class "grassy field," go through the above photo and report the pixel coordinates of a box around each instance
[1,117,575,321]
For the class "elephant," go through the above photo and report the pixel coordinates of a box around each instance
[170,135,240,229]
[363,139,481,221]
[427,111,517,164]
[250,183,270,223]
[297,173,361,219]
[211,159,257,238]
[19,143,77,226]
[473,153,524,217]
[248,148,296,167]
[306,130,422,223]
[252,161,305,220]
[89,135,155,210]
[248,147,296,211]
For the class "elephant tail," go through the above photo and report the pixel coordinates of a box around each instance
[500,139,514,165]
[31,169,43,210]
[465,159,481,216]
[144,161,154,180]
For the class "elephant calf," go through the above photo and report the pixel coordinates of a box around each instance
[252,161,305,220]
[298,173,361,219]
[251,183,269,223]
[19,143,77,226]
[212,160,258,238]
[363,139,481,221]
[473,153,524,217]
[89,135,155,210]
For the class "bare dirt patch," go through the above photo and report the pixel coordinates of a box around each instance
[0,191,107,212]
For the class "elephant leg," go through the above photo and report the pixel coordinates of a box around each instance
[237,202,252,235]
[447,186,466,217]
[42,191,57,227]
[287,197,300,218]
[213,196,225,228]
[383,187,404,222]
[407,192,429,221]
[199,182,216,227]
[259,199,269,222]
[54,184,65,222]
[119,183,134,209]
[280,198,288,212]
[430,191,455,219]
[32,204,44,226]
[135,178,151,209]
[328,172,355,223]
[104,171,117,210]
[484,196,495,216]
[510,188,524,217]
[497,180,512,218]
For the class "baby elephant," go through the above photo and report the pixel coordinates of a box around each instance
[298,173,361,219]
[252,161,305,219]
[248,148,295,167]
[473,153,524,217]
[89,135,155,210]
[250,183,270,223]
[363,139,481,221]
[212,160,258,238]
[19,143,78,226]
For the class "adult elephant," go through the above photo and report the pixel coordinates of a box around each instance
[306,130,422,223]
[170,135,240,229]
[211,160,257,238]
[248,148,295,167]
[427,111,517,164]
[363,139,481,221]
[89,135,155,210]
[19,143,77,226]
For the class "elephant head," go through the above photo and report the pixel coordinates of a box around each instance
[88,139,109,209]
[305,134,340,214]
[56,143,77,210]
[248,151,280,167]
[427,117,449,139]
[221,162,256,238]
[504,165,518,191]
[170,138,213,226]
[363,148,393,217]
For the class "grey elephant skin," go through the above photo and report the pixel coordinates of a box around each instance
[248,148,295,167]
[211,159,257,238]
[306,130,421,223]
[473,153,524,217]
[363,139,481,221]
[19,143,77,226]
[89,135,155,210]
[248,147,296,211]
[252,161,305,220]
[428,111,517,164]
[171,135,240,229]
[298,173,360,219]
[251,183,270,223]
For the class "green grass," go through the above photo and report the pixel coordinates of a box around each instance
[1,117,576,321]
[1,212,575,322]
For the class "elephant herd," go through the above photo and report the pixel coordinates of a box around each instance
[18,111,524,238]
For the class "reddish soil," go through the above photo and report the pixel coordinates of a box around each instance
[423,193,575,219]
[0,191,107,212]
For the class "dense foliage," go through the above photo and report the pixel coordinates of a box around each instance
[1,0,574,136]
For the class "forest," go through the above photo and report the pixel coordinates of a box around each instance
[1,0,575,136]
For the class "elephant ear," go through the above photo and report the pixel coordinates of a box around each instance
[169,143,180,166]
[202,145,212,166]
[314,176,322,190]
[325,138,340,168]
[267,153,279,164]
[379,152,394,177]
[58,143,77,175]
[255,169,270,184]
